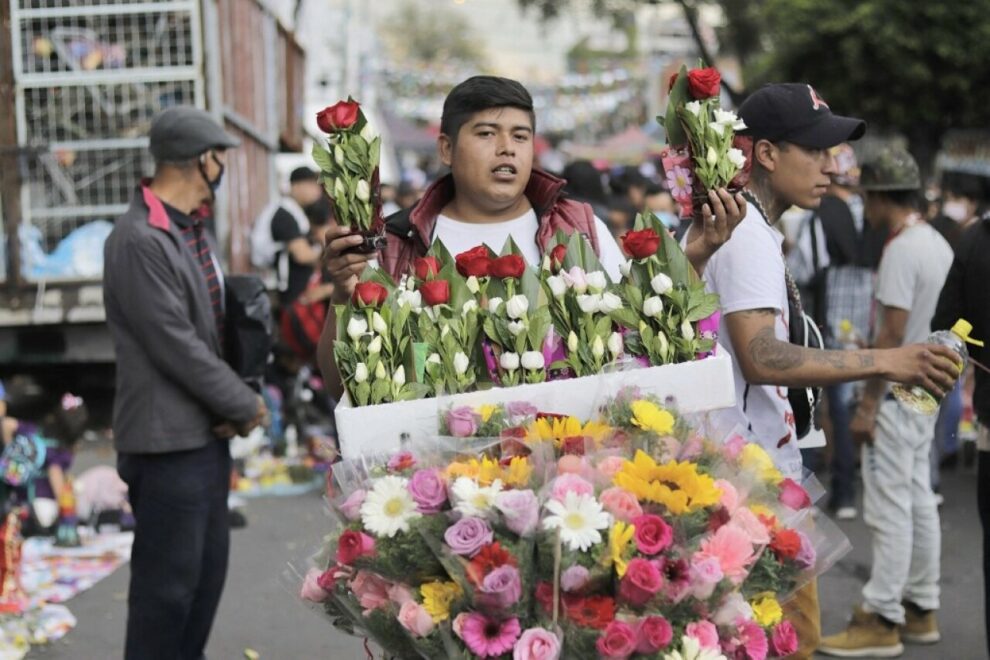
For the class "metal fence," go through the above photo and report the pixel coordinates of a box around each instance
[10,0,204,272]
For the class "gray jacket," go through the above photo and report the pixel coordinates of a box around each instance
[104,186,257,454]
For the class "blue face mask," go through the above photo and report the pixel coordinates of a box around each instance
[656,212,679,228]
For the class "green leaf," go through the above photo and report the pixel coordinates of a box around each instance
[664,64,690,147]
[311,143,334,173]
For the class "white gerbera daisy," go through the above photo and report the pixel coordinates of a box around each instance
[360,475,421,538]
[542,491,610,552]
[451,477,503,517]
[663,636,727,660]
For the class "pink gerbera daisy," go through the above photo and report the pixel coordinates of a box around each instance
[665,166,694,199]
[461,613,522,658]
[737,618,769,660]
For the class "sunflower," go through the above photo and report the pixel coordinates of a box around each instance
[445,459,480,481]
[420,581,463,623]
[629,400,675,435]
[501,456,533,488]
[613,450,722,515]
[608,521,636,577]
[526,416,612,446]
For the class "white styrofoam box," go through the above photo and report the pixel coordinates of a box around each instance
[335,350,737,459]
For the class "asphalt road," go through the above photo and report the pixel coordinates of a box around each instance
[26,447,988,659]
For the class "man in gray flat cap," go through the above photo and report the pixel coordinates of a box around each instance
[104,106,267,659]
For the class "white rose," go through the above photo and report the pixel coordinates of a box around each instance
[371,311,387,334]
[600,292,623,313]
[576,294,602,315]
[507,320,526,336]
[618,260,633,278]
[453,352,470,376]
[500,352,520,371]
[727,147,747,170]
[685,100,702,116]
[392,366,405,386]
[506,295,529,319]
[651,273,673,296]
[643,296,664,319]
[706,146,718,166]
[367,335,382,354]
[346,317,367,340]
[426,353,442,365]
[462,300,478,315]
[521,351,545,371]
[607,332,623,356]
[591,336,605,360]
[586,271,608,293]
[354,363,369,383]
[355,179,371,203]
[487,297,504,314]
[374,361,387,381]
[681,320,696,341]
[545,275,567,299]
[466,276,480,294]
[567,331,579,353]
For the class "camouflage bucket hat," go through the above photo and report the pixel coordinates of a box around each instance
[859,145,921,191]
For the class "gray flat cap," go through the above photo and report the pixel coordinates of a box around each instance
[149,106,240,162]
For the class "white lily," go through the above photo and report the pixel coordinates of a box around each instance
[618,260,633,278]
[426,353,442,365]
[371,311,387,334]
[546,275,567,299]
[453,352,470,376]
[487,297,504,314]
[346,317,368,340]
[392,366,405,386]
[568,331,579,353]
[706,146,718,166]
[354,363,369,383]
[506,295,529,320]
[591,336,605,360]
[681,320,696,341]
[727,148,747,170]
[367,335,382,354]
[607,332,623,356]
[355,179,371,203]
[685,100,702,116]
[600,292,623,313]
[521,351,545,371]
[651,273,674,296]
[577,294,602,315]
[374,361,387,381]
[643,296,664,319]
[586,271,608,293]
[500,352,520,371]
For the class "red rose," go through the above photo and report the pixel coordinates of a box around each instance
[667,72,679,92]
[778,478,812,510]
[420,279,450,306]
[549,243,568,272]
[770,528,802,561]
[335,529,376,565]
[455,246,493,278]
[596,620,637,659]
[707,506,731,533]
[618,558,663,607]
[630,514,673,556]
[636,615,674,654]
[561,436,587,456]
[490,254,526,280]
[564,595,616,630]
[686,67,721,100]
[621,229,661,259]
[316,100,361,133]
[316,567,338,592]
[352,281,388,307]
[413,256,441,280]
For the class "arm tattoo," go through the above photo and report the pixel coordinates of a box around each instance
[858,353,875,369]
[748,326,804,370]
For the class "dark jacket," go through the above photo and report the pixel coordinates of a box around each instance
[103,186,257,454]
[379,169,601,280]
[931,216,990,422]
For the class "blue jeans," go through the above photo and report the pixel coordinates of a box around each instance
[827,381,857,509]
[118,441,231,660]
[931,381,963,490]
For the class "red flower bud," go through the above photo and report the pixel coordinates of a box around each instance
[667,72,679,93]
[455,246,493,278]
[351,281,388,307]
[316,100,361,133]
[621,228,661,259]
[490,254,526,280]
[413,256,441,280]
[686,67,721,100]
[420,279,450,306]
[549,244,568,272]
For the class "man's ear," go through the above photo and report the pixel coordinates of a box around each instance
[753,139,778,173]
[438,134,454,167]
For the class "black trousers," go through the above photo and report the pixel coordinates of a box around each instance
[118,441,231,660]
[980,450,990,659]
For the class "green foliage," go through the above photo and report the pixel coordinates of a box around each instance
[379,1,485,68]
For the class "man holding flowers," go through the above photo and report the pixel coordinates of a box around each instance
[318,75,746,396]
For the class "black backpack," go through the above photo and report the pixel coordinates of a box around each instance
[224,274,272,388]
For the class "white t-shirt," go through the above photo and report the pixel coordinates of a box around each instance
[875,222,953,345]
[433,208,625,282]
[701,206,802,478]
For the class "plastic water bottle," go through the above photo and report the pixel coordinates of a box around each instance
[836,319,863,350]
[891,319,984,415]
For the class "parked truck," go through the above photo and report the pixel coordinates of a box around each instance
[0,0,305,415]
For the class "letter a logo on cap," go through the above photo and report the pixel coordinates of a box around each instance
[808,85,830,111]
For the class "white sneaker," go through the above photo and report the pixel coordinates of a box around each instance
[836,506,858,521]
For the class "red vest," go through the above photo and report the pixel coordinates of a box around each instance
[380,169,600,280]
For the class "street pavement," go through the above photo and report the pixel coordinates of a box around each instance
[27,445,987,659]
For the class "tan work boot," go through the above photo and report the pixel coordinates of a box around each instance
[901,600,940,644]
[817,605,904,657]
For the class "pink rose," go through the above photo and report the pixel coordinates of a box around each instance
[557,454,587,475]
[349,570,391,615]
[495,489,540,537]
[551,474,594,502]
[452,612,470,639]
[728,507,771,546]
[560,565,590,592]
[477,564,523,610]
[513,627,562,660]
[685,620,720,650]
[398,601,435,638]
[778,478,812,510]
[600,487,643,523]
[630,514,673,555]
[596,620,638,659]
[335,529,376,565]
[769,621,799,657]
[388,583,415,606]
[408,468,448,513]
[688,555,724,600]
[618,558,663,607]
[339,489,366,521]
[300,568,330,603]
[714,479,740,514]
[636,615,673,653]
[446,406,480,437]
[596,455,627,479]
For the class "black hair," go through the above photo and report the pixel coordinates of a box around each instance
[290,167,319,184]
[440,76,535,141]
[39,394,88,448]
[562,160,608,206]
[868,189,922,210]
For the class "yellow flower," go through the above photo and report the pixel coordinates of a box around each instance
[751,593,784,627]
[501,456,533,488]
[739,443,784,485]
[477,457,503,486]
[613,450,722,515]
[446,460,480,481]
[609,521,636,578]
[526,416,612,446]
[478,404,499,423]
[629,400,675,436]
[420,581,463,622]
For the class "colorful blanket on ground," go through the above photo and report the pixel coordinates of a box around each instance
[22,531,132,608]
